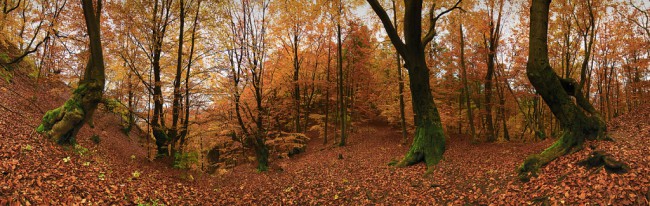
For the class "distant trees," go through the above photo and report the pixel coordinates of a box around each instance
[222,0,272,171]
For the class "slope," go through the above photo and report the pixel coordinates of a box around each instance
[1,66,648,205]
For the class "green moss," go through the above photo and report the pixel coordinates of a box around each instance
[0,53,9,62]
[397,121,445,169]
[36,97,85,145]
[36,107,63,133]
[517,131,579,181]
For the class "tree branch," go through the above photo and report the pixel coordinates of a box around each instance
[366,0,407,58]
[422,0,463,46]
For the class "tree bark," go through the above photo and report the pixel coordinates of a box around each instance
[518,0,606,181]
[459,24,476,142]
[170,0,186,155]
[393,0,408,145]
[151,0,173,157]
[36,0,105,145]
[336,4,346,146]
[293,30,301,133]
[324,41,331,145]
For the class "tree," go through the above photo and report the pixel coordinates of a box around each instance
[518,0,607,181]
[336,0,347,146]
[36,0,105,145]
[459,23,476,142]
[368,0,461,170]
[392,0,408,145]
[223,0,271,171]
[170,0,187,155]
[481,0,504,142]
[150,0,173,157]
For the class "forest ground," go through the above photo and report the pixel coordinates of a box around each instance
[1,70,649,205]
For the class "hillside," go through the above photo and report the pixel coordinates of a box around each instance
[0,69,648,205]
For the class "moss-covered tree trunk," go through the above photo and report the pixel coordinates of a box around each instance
[36,0,105,145]
[519,0,606,181]
[397,58,445,168]
[368,0,460,171]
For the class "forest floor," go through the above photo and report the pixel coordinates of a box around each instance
[1,70,649,205]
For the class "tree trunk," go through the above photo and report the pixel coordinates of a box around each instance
[393,0,408,145]
[518,0,606,181]
[459,24,476,142]
[151,0,172,157]
[293,32,301,133]
[396,58,446,169]
[180,0,200,153]
[37,0,105,145]
[368,0,459,172]
[170,0,185,155]
[483,1,503,142]
[324,42,331,145]
[337,20,346,147]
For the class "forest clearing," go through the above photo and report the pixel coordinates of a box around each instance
[1,0,649,205]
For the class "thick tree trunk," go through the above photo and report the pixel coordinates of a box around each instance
[396,58,445,169]
[368,0,457,172]
[519,0,606,181]
[484,65,496,142]
[37,0,104,145]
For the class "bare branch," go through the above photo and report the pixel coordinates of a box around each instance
[366,0,407,58]
[422,0,463,46]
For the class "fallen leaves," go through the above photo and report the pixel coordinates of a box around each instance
[0,70,649,205]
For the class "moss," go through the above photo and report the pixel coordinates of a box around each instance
[517,131,579,181]
[36,92,87,145]
[36,107,64,133]
[396,120,445,170]
[0,53,9,63]
[173,152,199,169]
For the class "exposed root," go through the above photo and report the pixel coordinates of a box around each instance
[517,131,580,182]
[578,150,629,174]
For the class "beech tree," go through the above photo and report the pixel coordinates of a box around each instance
[368,0,462,170]
[518,0,607,181]
[36,0,105,145]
